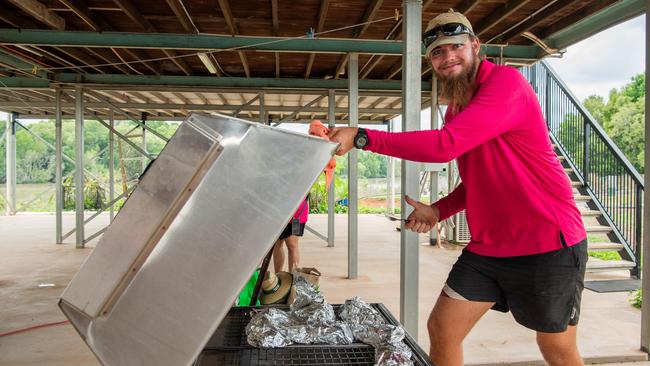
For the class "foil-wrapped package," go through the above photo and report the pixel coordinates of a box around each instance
[246,278,414,365]
[245,308,292,348]
[339,296,386,326]
[376,342,415,366]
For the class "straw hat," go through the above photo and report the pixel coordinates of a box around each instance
[260,271,293,305]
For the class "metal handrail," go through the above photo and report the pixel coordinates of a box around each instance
[521,60,643,277]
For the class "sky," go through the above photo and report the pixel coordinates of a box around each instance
[546,14,645,103]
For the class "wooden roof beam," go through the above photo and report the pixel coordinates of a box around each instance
[491,0,576,43]
[8,0,65,30]
[304,0,329,78]
[113,0,155,31]
[456,0,482,14]
[114,0,193,75]
[165,0,200,33]
[217,0,251,77]
[538,0,618,40]
[474,0,532,37]
[58,0,110,31]
[55,47,107,73]
[359,19,402,79]
[84,47,131,74]
[333,0,383,79]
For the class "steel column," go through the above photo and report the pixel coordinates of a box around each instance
[5,112,16,215]
[327,89,336,248]
[141,112,148,172]
[259,92,266,124]
[400,0,422,337]
[348,53,359,279]
[109,110,115,221]
[429,78,440,246]
[641,0,650,352]
[55,89,63,243]
[75,86,85,248]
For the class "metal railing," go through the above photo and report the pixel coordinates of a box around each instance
[521,61,643,277]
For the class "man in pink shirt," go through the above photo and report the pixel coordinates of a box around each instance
[329,9,587,366]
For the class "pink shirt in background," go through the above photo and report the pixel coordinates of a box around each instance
[364,60,586,257]
[292,198,309,224]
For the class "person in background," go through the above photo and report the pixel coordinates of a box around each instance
[328,9,587,366]
[273,195,309,273]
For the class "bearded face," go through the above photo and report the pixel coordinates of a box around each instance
[430,39,482,114]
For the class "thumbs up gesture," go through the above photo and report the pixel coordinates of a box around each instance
[404,195,440,233]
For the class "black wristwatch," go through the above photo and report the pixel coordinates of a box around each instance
[353,128,369,149]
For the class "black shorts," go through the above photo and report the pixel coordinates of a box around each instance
[444,238,588,333]
[278,222,305,240]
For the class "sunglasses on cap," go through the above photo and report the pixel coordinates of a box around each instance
[422,23,474,49]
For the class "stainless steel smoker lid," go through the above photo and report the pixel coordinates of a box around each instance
[59,113,338,366]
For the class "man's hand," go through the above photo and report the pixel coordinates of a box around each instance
[404,195,440,233]
[328,127,358,156]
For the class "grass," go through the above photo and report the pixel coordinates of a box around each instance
[588,250,622,261]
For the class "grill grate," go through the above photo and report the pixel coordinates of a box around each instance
[198,346,376,365]
[197,304,433,366]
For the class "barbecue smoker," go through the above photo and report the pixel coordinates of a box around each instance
[58,113,432,366]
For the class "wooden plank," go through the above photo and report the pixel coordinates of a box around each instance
[8,0,65,30]
[474,0,533,37]
[304,0,330,78]
[165,0,199,33]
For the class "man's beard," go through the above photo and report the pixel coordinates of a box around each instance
[435,54,481,114]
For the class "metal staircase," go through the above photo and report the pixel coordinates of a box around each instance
[521,61,642,278]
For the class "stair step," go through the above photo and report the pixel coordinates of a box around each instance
[571,181,583,188]
[588,242,625,251]
[580,209,601,217]
[574,195,591,202]
[585,225,613,233]
[586,258,635,272]
[558,155,566,161]
[564,168,574,174]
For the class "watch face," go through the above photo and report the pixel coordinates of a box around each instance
[357,136,368,147]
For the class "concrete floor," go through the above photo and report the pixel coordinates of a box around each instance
[0,213,647,365]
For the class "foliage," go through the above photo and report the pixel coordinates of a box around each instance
[630,289,642,309]
[581,73,646,171]
[62,175,108,210]
[309,174,348,214]
[588,250,622,261]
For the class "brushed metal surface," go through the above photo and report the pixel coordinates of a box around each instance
[59,113,337,366]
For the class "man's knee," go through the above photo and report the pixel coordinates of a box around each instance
[536,329,582,366]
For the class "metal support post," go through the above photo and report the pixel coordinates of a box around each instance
[75,86,85,248]
[583,121,590,187]
[429,78,440,245]
[55,89,63,243]
[109,110,115,221]
[400,0,422,338]
[641,1,650,352]
[327,89,336,248]
[259,92,266,124]
[348,53,359,279]
[5,112,17,215]
[141,112,148,172]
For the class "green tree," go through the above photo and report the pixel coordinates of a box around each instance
[582,72,646,171]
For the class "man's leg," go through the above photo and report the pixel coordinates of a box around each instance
[537,325,583,366]
[428,293,494,366]
[285,235,300,273]
[272,239,285,273]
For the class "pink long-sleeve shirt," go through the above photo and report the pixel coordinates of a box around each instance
[365,60,586,257]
